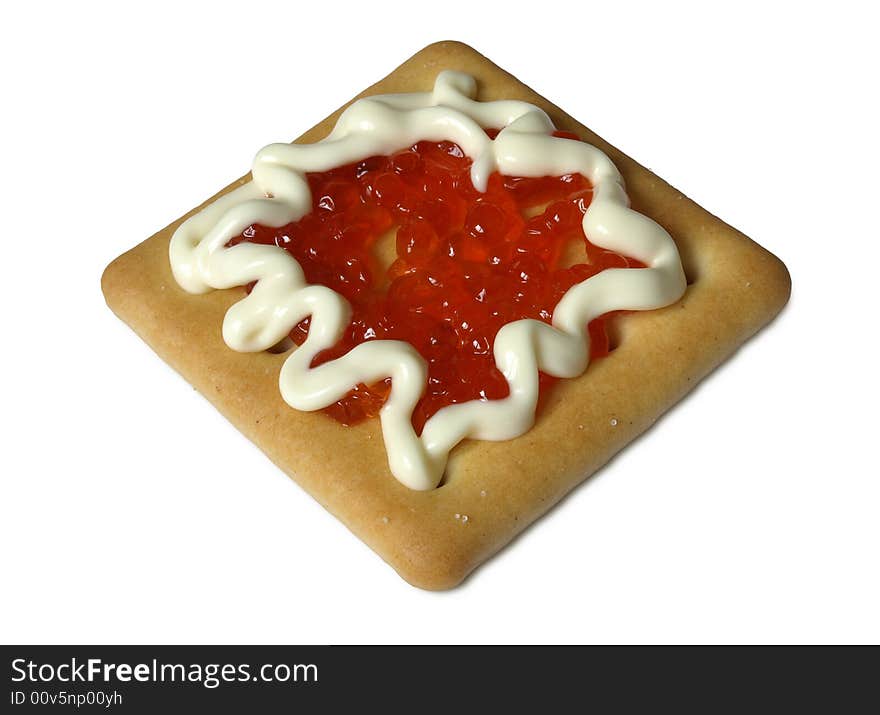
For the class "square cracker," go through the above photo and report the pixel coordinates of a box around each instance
[101,41,790,589]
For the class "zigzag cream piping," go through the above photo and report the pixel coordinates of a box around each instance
[169,71,687,491]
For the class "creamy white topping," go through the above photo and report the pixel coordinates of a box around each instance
[169,71,686,490]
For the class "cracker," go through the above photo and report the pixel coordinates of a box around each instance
[101,41,790,589]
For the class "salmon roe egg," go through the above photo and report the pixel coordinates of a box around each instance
[230,131,644,433]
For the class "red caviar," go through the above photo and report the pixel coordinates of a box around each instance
[231,131,643,432]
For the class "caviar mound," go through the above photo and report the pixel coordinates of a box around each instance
[230,132,643,433]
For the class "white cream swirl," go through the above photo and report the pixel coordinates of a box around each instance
[169,71,686,490]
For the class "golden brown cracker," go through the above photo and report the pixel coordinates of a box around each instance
[102,41,790,589]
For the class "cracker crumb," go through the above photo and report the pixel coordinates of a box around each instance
[454,513,460,520]
[745,281,752,288]
[610,418,618,427]
[381,516,389,524]
[578,424,584,430]
[461,514,469,524]
[480,490,487,497]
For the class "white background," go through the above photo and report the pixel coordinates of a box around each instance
[2,0,878,645]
